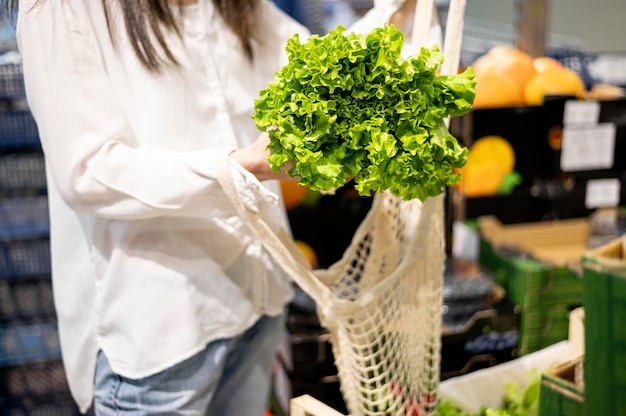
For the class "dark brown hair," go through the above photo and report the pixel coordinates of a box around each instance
[4,0,257,71]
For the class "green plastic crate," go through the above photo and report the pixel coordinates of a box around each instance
[539,357,584,416]
[480,242,583,308]
[582,237,626,416]
[518,304,572,356]
[478,216,586,355]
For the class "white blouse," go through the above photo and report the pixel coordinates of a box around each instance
[16,0,308,412]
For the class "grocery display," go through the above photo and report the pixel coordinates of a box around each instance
[0,56,90,415]
[2,1,626,416]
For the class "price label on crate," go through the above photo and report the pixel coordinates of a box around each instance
[585,178,621,209]
[560,122,616,171]
[563,100,601,125]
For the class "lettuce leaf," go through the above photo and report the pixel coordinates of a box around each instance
[253,25,476,201]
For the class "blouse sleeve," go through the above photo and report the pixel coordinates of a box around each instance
[16,0,258,221]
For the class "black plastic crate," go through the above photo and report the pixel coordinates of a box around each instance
[0,195,49,239]
[0,360,69,403]
[0,62,25,103]
[0,152,46,192]
[0,321,61,367]
[0,238,51,280]
[0,279,55,324]
[0,401,82,416]
[0,111,40,150]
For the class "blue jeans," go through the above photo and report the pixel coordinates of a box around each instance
[93,314,285,416]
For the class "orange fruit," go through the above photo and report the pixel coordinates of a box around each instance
[457,161,507,197]
[533,56,563,73]
[472,71,521,109]
[471,46,536,105]
[469,135,516,173]
[524,66,586,106]
[279,180,309,209]
[294,240,318,267]
[456,135,515,197]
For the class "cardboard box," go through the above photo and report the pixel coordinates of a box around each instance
[581,237,626,416]
[538,357,585,416]
[478,216,587,354]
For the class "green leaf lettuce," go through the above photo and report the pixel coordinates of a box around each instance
[253,25,476,201]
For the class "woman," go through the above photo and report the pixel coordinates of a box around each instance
[8,0,308,414]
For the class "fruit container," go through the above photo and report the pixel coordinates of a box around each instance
[538,356,584,416]
[0,321,61,367]
[0,195,49,240]
[0,359,70,405]
[450,96,626,226]
[0,109,40,150]
[517,303,572,356]
[0,278,55,324]
[478,216,587,354]
[0,60,25,102]
[581,236,626,416]
[0,237,52,280]
[0,151,47,192]
[450,97,626,186]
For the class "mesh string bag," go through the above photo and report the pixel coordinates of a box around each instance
[218,1,469,414]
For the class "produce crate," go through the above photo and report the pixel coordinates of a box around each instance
[0,401,83,416]
[478,216,587,354]
[0,110,40,150]
[581,236,626,416]
[0,195,49,239]
[0,279,55,324]
[286,322,348,414]
[0,321,61,367]
[0,237,51,280]
[538,356,584,416]
[438,341,573,414]
[441,308,518,380]
[518,304,573,356]
[0,151,47,192]
[0,360,70,406]
[0,61,25,102]
[450,97,626,185]
[450,97,626,225]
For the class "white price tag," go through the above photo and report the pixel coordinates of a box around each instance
[585,178,621,209]
[560,123,616,171]
[563,100,601,125]
[452,221,479,261]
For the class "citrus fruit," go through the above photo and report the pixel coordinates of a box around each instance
[533,56,563,73]
[469,135,516,173]
[294,240,318,267]
[524,66,586,106]
[473,71,522,109]
[471,46,536,105]
[456,135,516,197]
[280,180,309,209]
[457,160,507,197]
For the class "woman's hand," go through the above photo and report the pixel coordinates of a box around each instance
[230,132,297,182]
[389,0,417,30]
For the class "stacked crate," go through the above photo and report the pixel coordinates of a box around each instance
[0,56,83,415]
[477,216,585,355]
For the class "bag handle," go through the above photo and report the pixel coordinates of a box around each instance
[215,157,335,313]
[410,0,467,78]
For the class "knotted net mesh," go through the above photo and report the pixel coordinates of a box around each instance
[312,192,445,415]
[217,1,468,413]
